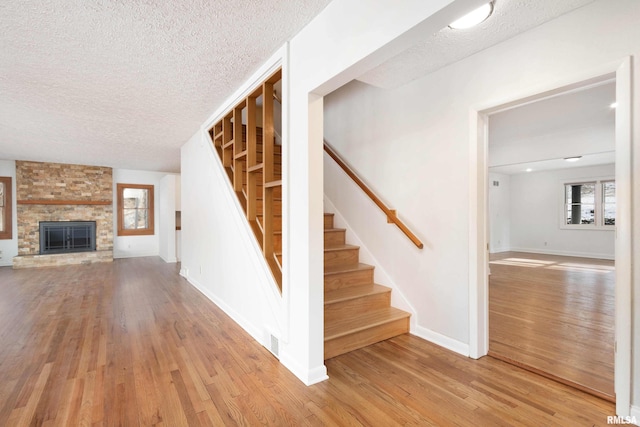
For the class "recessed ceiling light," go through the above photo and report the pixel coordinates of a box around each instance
[525,168,533,172]
[610,102,618,109]
[564,156,582,162]
[449,2,494,30]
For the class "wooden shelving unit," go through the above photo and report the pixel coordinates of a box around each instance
[207,68,283,291]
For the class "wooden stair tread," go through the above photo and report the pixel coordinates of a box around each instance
[325,284,390,305]
[324,227,346,232]
[324,262,374,276]
[324,244,358,253]
[324,307,410,340]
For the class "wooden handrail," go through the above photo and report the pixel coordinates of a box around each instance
[323,141,424,249]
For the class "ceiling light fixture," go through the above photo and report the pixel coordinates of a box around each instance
[564,156,582,162]
[449,2,494,29]
[610,102,618,109]
[525,168,533,172]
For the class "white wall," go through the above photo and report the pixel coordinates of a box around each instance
[632,53,640,419]
[159,174,177,263]
[180,0,483,385]
[175,174,182,261]
[285,0,482,385]
[508,165,615,259]
[324,0,639,406]
[112,169,166,258]
[0,160,17,267]
[488,172,510,253]
[180,130,283,350]
[175,175,181,211]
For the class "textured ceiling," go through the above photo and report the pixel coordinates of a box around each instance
[490,81,615,148]
[0,0,332,172]
[489,81,616,175]
[1,0,601,173]
[357,0,596,89]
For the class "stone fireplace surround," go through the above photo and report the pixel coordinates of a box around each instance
[13,161,114,269]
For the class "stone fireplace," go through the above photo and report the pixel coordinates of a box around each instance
[39,221,97,255]
[13,161,114,268]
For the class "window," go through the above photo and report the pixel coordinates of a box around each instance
[565,182,595,225]
[0,177,12,240]
[563,179,615,228]
[117,184,154,236]
[602,180,616,226]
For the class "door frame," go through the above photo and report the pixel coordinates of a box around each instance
[468,56,632,416]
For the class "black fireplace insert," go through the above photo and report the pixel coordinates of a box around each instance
[39,221,96,255]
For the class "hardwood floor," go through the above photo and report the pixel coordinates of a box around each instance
[0,257,615,426]
[489,251,615,401]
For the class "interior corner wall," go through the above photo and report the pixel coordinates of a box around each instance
[159,174,177,263]
[323,0,639,369]
[0,160,17,267]
[284,0,473,384]
[508,164,615,259]
[112,168,165,258]
[631,53,640,415]
[488,172,510,254]
[179,129,282,350]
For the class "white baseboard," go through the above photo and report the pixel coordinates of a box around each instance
[508,247,614,260]
[279,351,328,386]
[113,251,160,259]
[184,271,328,387]
[184,272,329,387]
[412,325,470,357]
[490,246,511,254]
[160,255,177,263]
[629,405,640,422]
[183,274,263,346]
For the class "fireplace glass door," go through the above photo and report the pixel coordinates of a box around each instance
[39,221,96,254]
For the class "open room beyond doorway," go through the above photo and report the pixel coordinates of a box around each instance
[488,251,614,400]
[486,80,617,400]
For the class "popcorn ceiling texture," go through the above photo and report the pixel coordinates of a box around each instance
[15,161,113,259]
[357,0,596,89]
[0,0,332,172]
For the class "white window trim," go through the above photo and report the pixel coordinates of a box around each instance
[559,175,615,231]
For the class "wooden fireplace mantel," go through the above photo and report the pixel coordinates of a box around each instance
[17,199,112,206]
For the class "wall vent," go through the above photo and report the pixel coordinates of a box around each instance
[269,334,279,358]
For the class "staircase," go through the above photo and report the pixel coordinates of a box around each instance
[207,68,412,358]
[323,212,411,359]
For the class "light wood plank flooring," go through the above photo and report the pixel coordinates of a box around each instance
[0,257,615,425]
[489,251,615,401]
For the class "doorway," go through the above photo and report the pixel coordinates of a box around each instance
[469,57,632,416]
[486,81,616,400]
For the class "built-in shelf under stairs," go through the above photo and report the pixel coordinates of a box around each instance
[323,212,411,359]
